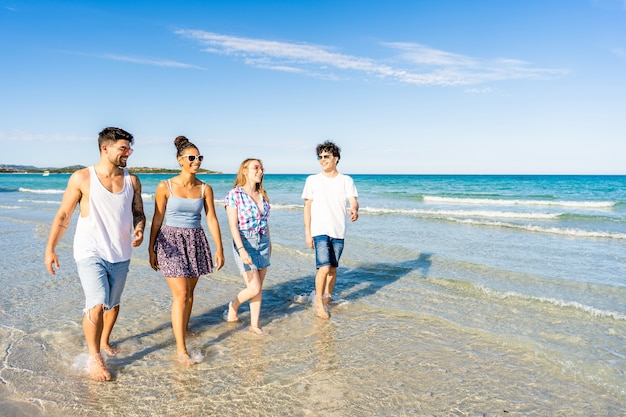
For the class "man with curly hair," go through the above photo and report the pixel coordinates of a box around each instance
[302,140,359,319]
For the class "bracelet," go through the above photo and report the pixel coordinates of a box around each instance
[237,246,244,251]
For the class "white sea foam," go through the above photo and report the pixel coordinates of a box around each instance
[424,195,615,208]
[18,199,60,205]
[18,188,64,195]
[71,353,93,375]
[188,348,204,363]
[360,206,560,219]
[0,205,22,209]
[451,218,626,240]
[293,290,315,305]
[478,285,626,321]
[269,203,303,210]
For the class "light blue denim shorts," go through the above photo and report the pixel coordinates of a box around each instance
[313,235,344,269]
[233,230,271,273]
[76,257,130,313]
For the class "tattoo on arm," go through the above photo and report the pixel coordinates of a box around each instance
[131,178,146,231]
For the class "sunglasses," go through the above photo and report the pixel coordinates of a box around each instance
[317,154,333,160]
[110,145,134,155]
[180,154,204,162]
[247,164,265,172]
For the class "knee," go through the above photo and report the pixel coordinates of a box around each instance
[317,265,330,275]
[88,304,105,314]
[172,289,190,303]
[249,283,262,298]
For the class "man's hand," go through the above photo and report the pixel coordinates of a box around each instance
[45,251,59,275]
[132,229,144,247]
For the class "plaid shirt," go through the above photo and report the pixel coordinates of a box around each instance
[225,186,270,234]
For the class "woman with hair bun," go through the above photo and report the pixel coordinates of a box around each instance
[148,136,224,364]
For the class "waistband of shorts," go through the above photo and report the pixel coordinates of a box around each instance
[239,228,268,238]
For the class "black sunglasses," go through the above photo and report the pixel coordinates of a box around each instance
[180,155,204,162]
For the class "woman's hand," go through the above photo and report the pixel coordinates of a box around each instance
[239,248,253,265]
[149,249,159,271]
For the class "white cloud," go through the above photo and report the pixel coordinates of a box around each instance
[383,42,567,84]
[175,30,567,86]
[101,54,206,70]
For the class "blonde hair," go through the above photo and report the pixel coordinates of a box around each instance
[234,158,269,202]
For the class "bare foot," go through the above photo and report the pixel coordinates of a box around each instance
[100,344,120,357]
[316,305,330,319]
[226,301,239,322]
[88,354,111,382]
[177,352,197,366]
[248,326,267,335]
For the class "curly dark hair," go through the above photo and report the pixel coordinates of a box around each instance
[316,140,341,164]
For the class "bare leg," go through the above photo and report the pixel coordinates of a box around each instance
[323,267,337,310]
[230,269,266,333]
[315,266,331,319]
[166,277,196,365]
[83,304,111,381]
[248,268,267,333]
[100,305,120,356]
[226,299,239,322]
[184,278,199,335]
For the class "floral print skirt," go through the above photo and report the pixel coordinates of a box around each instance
[155,225,213,278]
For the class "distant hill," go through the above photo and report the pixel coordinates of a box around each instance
[0,164,85,173]
[0,164,221,174]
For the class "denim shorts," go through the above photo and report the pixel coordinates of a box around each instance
[233,230,271,274]
[313,235,344,269]
[76,257,130,313]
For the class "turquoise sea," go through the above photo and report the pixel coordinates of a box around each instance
[1,173,625,416]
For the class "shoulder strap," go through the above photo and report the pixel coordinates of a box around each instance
[165,179,173,197]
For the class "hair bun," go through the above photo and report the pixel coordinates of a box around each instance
[174,135,189,148]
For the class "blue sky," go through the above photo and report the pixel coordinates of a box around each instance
[1,0,625,174]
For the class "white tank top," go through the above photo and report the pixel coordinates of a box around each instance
[73,166,134,263]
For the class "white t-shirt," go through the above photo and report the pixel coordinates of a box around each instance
[301,172,358,239]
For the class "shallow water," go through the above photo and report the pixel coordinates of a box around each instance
[1,173,625,416]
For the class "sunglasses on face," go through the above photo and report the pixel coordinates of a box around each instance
[180,154,204,162]
[110,145,134,155]
[247,164,265,172]
[317,154,333,160]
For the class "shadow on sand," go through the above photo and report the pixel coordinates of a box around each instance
[112,253,432,371]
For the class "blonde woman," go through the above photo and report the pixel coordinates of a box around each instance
[149,136,224,364]
[224,159,271,335]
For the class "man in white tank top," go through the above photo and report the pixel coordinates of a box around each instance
[45,127,145,382]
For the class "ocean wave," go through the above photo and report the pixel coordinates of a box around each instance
[17,199,60,205]
[558,213,626,223]
[18,187,64,195]
[0,205,22,209]
[0,187,20,193]
[269,203,303,210]
[451,218,626,240]
[361,206,560,220]
[478,285,626,321]
[424,196,615,209]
